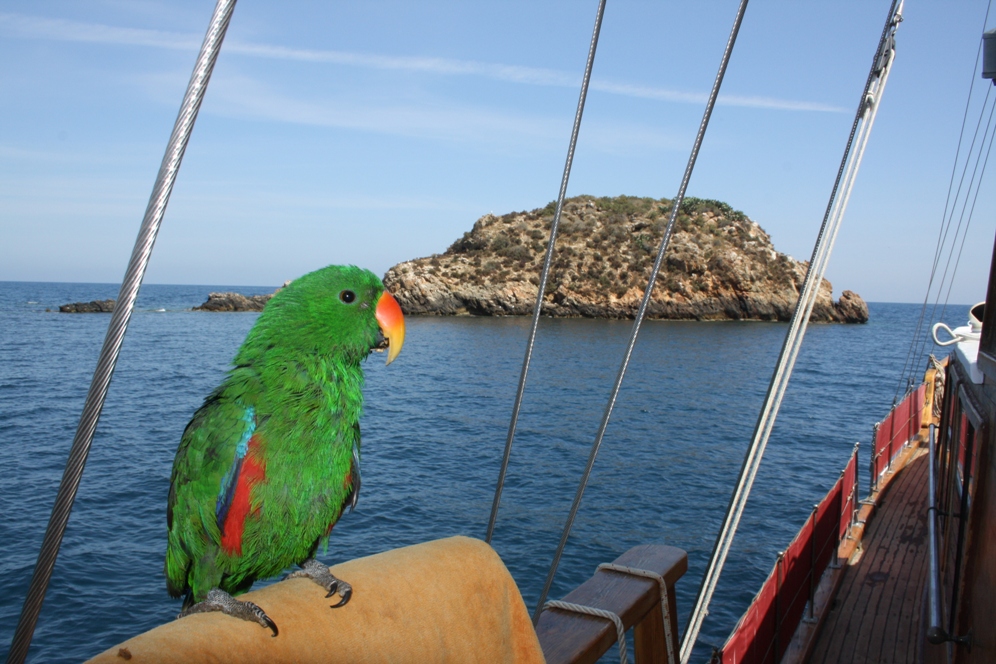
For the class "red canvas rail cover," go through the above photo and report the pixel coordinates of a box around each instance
[872,384,925,482]
[716,450,858,664]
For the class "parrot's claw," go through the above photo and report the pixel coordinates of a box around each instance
[288,558,353,608]
[330,583,352,608]
[179,589,278,637]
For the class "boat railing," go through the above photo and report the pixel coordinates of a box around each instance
[926,422,951,646]
[712,444,859,664]
[925,357,980,652]
[869,383,927,492]
[536,545,687,664]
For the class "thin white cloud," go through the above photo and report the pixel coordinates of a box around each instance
[0,12,202,50]
[171,187,476,214]
[0,172,471,220]
[591,81,846,113]
[226,41,579,88]
[206,74,566,144]
[0,12,847,114]
[201,73,682,151]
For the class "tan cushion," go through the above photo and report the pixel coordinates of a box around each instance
[88,536,545,663]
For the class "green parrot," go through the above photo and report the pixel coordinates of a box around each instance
[165,265,405,635]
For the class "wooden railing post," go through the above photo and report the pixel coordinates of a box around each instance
[634,599,667,664]
[633,562,682,664]
[537,545,687,664]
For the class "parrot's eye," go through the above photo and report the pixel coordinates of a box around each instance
[339,290,356,304]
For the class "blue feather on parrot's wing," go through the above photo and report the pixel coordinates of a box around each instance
[215,406,257,529]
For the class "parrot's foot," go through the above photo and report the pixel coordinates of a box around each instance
[179,589,278,637]
[287,558,352,608]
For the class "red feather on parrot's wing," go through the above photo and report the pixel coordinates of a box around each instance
[215,430,266,556]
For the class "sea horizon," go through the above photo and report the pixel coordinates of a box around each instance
[0,278,968,309]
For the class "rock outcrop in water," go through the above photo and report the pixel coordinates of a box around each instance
[59,299,115,313]
[193,281,291,312]
[194,292,273,312]
[383,195,868,323]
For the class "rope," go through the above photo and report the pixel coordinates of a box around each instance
[4,2,237,662]
[532,0,750,624]
[485,0,607,545]
[543,600,628,664]
[597,563,676,662]
[679,3,904,661]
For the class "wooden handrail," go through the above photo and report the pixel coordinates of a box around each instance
[536,545,687,664]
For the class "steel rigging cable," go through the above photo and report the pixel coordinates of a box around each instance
[933,97,996,326]
[898,83,993,397]
[895,0,994,402]
[900,87,996,396]
[532,0,751,626]
[681,2,904,660]
[5,2,237,662]
[486,0,607,546]
[939,109,996,312]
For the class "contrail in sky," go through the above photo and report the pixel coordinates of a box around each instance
[0,12,846,114]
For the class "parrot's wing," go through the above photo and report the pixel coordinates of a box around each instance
[165,390,261,595]
[213,405,264,554]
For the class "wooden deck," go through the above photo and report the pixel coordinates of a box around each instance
[808,449,929,664]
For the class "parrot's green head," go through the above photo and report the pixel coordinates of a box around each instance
[239,265,405,366]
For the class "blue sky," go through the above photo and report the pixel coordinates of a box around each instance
[1,1,993,304]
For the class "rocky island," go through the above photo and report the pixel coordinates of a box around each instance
[194,292,273,312]
[383,195,868,323]
[58,299,116,313]
[58,283,289,314]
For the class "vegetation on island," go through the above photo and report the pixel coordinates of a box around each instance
[384,195,868,323]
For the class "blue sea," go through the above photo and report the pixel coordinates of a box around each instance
[0,281,967,662]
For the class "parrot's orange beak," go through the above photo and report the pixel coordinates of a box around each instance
[375,290,405,365]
